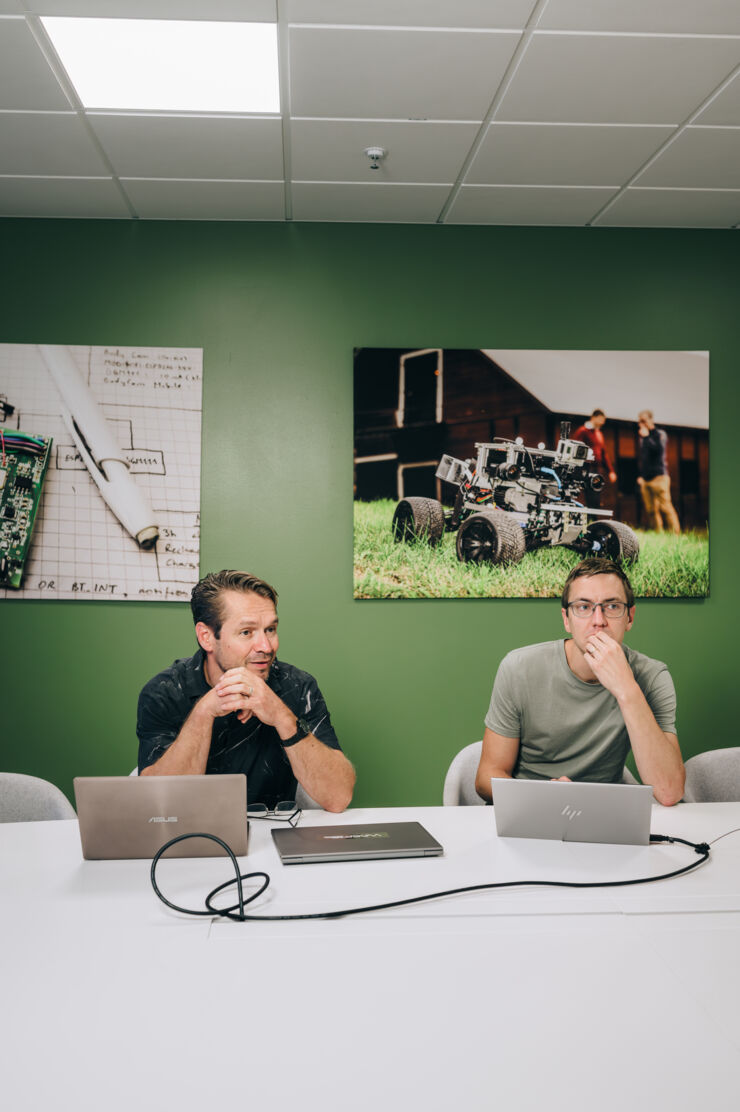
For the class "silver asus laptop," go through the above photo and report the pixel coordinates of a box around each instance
[491,778,653,846]
[74,774,249,859]
[272,821,443,865]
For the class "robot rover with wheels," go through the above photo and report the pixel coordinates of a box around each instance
[391,423,639,566]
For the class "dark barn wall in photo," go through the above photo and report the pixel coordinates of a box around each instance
[354,347,709,529]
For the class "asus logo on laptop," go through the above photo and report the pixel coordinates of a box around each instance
[323,832,390,840]
[148,816,178,823]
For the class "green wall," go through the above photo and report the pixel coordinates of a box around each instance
[0,219,735,806]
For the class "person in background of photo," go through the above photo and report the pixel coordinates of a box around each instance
[573,409,617,507]
[637,410,680,534]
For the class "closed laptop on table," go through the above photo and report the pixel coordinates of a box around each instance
[74,773,248,859]
[272,821,443,865]
[491,778,653,846]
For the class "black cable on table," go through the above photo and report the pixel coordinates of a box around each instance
[150,830,711,924]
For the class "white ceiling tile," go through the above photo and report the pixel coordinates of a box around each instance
[467,122,674,185]
[0,175,128,217]
[89,114,283,179]
[0,19,70,110]
[695,71,740,125]
[289,27,520,120]
[446,184,617,224]
[540,0,740,35]
[291,118,477,182]
[284,1,534,29]
[3,4,740,225]
[25,2,276,18]
[291,181,449,222]
[596,187,740,227]
[636,128,740,188]
[121,178,285,219]
[498,32,740,123]
[0,111,109,175]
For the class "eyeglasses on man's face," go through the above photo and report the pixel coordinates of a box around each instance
[247,801,302,827]
[567,600,629,619]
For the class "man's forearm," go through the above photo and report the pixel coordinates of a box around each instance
[284,735,355,812]
[618,685,684,805]
[140,701,214,776]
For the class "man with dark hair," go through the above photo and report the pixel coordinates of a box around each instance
[573,409,617,483]
[475,558,684,806]
[573,409,617,506]
[637,410,680,534]
[137,569,355,812]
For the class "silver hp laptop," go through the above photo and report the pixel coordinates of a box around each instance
[74,774,249,859]
[272,821,443,865]
[491,778,653,846]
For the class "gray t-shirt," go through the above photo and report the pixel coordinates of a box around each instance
[484,639,677,783]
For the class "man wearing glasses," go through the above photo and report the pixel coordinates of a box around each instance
[475,558,684,806]
[137,570,355,813]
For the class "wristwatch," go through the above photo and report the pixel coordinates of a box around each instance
[280,715,312,748]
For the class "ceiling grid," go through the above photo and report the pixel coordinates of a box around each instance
[0,0,738,226]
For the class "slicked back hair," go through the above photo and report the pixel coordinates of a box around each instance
[561,558,635,610]
[191,570,278,637]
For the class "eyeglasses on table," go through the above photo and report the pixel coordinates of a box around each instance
[247,800,302,827]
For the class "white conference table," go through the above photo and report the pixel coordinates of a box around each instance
[2,803,740,1112]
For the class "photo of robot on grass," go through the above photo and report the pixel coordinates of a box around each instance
[353,348,709,600]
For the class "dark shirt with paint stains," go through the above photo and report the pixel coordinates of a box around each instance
[136,649,341,807]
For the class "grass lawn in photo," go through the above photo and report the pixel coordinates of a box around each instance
[353,500,708,600]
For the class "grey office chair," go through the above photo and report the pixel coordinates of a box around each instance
[683,747,740,802]
[443,741,640,803]
[0,772,76,822]
[443,742,486,806]
[295,783,321,810]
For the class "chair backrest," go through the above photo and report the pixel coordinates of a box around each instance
[443,742,485,806]
[0,772,76,823]
[295,782,321,810]
[683,747,740,802]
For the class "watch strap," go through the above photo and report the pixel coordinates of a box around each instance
[281,715,312,748]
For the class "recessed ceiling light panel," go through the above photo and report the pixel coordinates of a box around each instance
[41,18,280,113]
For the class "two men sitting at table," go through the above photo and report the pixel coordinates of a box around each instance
[137,558,684,810]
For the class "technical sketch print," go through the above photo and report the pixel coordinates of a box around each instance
[0,343,202,601]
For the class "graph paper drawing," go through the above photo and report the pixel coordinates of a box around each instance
[0,343,202,601]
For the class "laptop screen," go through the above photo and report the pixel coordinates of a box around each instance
[490,778,653,845]
[74,773,249,859]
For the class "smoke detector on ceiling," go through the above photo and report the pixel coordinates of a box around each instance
[364,146,387,171]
